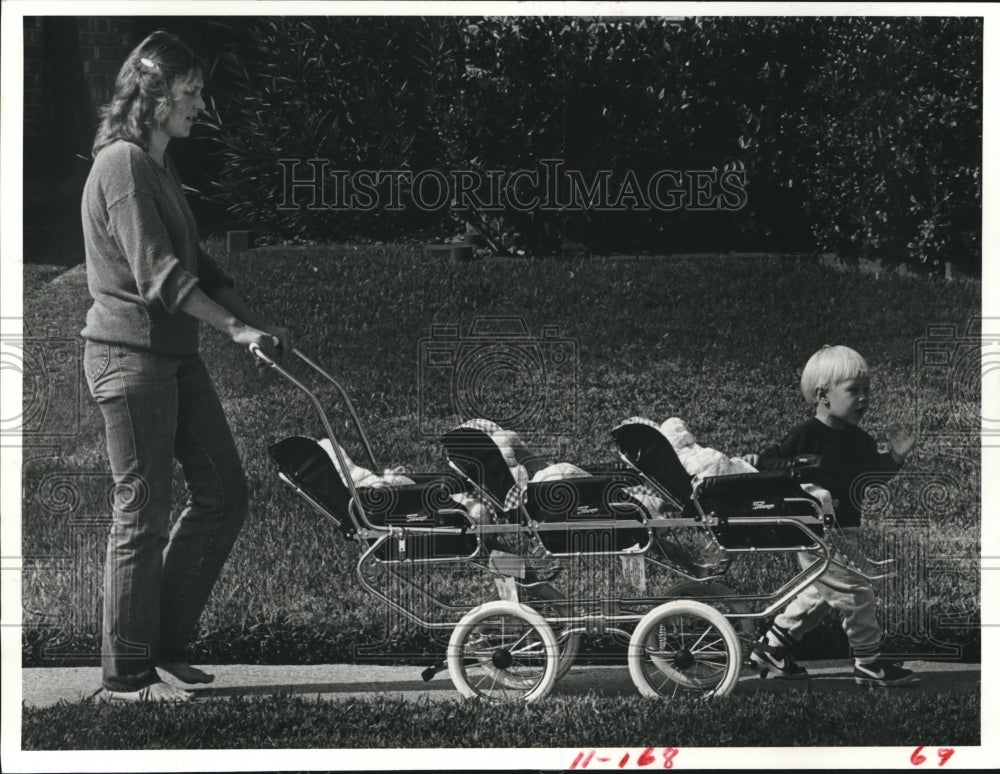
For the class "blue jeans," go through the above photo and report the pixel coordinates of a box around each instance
[84,341,248,691]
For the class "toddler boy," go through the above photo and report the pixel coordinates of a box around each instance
[744,345,916,687]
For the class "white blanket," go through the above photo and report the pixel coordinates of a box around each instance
[317,438,490,522]
[624,416,833,516]
[659,417,757,478]
[317,438,415,488]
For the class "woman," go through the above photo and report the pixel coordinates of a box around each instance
[81,31,289,702]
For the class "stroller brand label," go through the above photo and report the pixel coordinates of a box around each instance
[752,500,776,511]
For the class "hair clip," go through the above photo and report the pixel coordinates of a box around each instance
[140,57,156,69]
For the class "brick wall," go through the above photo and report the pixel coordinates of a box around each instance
[23,17,45,142]
[23,17,136,149]
[23,15,139,256]
[77,17,136,107]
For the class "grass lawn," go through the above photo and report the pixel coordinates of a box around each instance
[21,243,980,674]
[20,691,979,750]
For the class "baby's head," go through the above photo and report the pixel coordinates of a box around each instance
[800,345,870,408]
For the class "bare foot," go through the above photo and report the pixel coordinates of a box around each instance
[102,681,191,703]
[158,661,215,684]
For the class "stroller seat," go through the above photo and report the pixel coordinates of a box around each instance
[612,419,830,550]
[611,419,694,510]
[440,426,524,521]
[269,436,480,560]
[442,425,653,554]
[269,436,353,534]
[527,477,651,553]
[694,465,825,512]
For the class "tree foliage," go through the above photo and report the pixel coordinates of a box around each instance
[205,16,981,274]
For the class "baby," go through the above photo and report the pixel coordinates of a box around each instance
[317,437,490,522]
[317,438,414,488]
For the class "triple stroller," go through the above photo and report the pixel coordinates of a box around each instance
[255,346,893,702]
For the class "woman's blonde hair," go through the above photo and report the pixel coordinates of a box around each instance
[800,345,869,405]
[92,30,206,157]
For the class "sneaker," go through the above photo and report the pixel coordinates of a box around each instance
[98,681,192,703]
[854,659,915,687]
[750,639,810,680]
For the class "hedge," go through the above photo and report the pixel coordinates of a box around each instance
[203,16,981,274]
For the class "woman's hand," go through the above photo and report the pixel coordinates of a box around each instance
[739,453,760,467]
[231,323,283,361]
[263,325,292,360]
[200,287,292,363]
[178,289,289,364]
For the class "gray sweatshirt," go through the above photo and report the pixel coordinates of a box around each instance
[80,139,232,354]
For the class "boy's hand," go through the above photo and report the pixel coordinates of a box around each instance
[890,430,916,464]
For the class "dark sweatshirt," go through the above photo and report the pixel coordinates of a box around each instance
[760,417,902,528]
[81,139,232,354]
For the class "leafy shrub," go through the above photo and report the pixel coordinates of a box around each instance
[203,18,464,242]
[793,17,982,274]
[205,17,981,273]
[444,17,772,255]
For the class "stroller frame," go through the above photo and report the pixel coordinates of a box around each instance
[255,346,896,702]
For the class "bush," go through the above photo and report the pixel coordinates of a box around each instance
[205,17,981,273]
[443,17,785,255]
[203,18,464,242]
[793,17,982,275]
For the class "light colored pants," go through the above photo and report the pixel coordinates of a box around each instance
[774,527,883,658]
[85,341,248,691]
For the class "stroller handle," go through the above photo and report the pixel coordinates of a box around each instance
[248,343,380,473]
[249,341,278,366]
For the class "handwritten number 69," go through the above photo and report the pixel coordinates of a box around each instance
[911,747,956,766]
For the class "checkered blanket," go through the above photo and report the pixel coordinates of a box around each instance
[455,419,527,511]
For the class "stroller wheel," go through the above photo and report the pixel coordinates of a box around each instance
[551,628,581,682]
[522,580,581,681]
[488,582,580,681]
[447,600,558,702]
[663,579,755,665]
[628,600,741,699]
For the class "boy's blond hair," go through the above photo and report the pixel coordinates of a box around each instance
[800,345,869,406]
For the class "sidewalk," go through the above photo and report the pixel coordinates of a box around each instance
[21,660,980,708]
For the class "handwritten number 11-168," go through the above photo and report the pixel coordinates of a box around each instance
[570,747,679,769]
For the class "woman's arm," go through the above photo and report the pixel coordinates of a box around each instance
[206,285,291,357]
[177,286,286,358]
